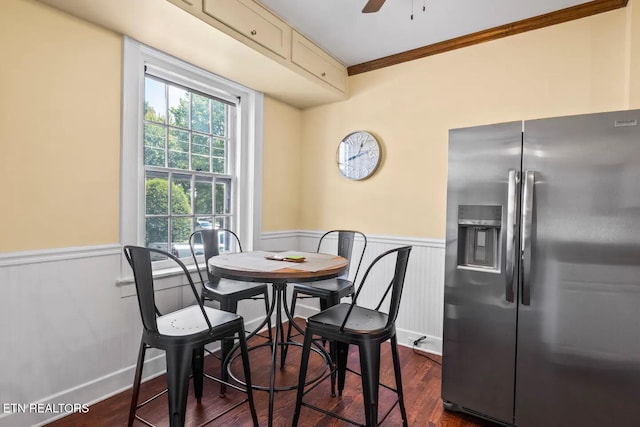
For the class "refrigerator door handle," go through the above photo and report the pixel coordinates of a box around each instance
[505,169,520,303]
[521,170,535,306]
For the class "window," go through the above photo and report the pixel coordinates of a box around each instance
[121,38,263,271]
[143,75,236,258]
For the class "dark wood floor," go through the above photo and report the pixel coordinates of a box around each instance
[46,321,497,427]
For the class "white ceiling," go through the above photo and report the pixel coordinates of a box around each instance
[257,0,591,67]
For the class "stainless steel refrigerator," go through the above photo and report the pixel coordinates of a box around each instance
[441,109,640,427]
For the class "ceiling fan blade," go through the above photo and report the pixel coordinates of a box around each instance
[362,0,386,13]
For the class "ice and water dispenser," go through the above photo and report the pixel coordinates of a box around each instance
[457,205,502,271]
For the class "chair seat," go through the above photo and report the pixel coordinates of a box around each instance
[293,278,354,299]
[203,278,268,297]
[308,303,390,335]
[157,305,240,336]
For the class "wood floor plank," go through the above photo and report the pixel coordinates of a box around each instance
[45,321,497,427]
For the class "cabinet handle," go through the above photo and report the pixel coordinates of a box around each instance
[250,29,257,36]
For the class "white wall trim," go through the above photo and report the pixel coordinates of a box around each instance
[261,230,305,240]
[0,244,121,268]
[262,229,445,249]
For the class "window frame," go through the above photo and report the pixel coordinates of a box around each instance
[120,38,263,275]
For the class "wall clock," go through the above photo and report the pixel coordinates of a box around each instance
[336,131,381,180]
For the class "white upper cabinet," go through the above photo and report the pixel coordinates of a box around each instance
[167,0,347,95]
[202,0,290,59]
[291,31,347,92]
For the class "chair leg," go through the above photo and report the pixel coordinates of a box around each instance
[219,299,239,397]
[281,289,298,368]
[165,345,193,427]
[322,295,340,397]
[263,288,273,343]
[128,341,147,427]
[292,327,314,427]
[359,342,381,427]
[336,342,349,397]
[390,335,408,426]
[192,347,205,403]
[238,327,259,427]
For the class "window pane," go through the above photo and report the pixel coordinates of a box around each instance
[191,93,211,133]
[145,147,165,167]
[215,216,229,229]
[212,101,226,136]
[168,129,189,169]
[144,123,166,167]
[144,78,166,124]
[168,85,189,129]
[171,175,192,215]
[215,178,231,215]
[192,134,210,172]
[195,216,214,231]
[171,217,191,247]
[212,138,226,173]
[146,217,168,248]
[194,179,213,215]
[192,134,210,155]
[191,155,209,172]
[146,172,169,215]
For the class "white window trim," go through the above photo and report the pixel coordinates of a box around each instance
[120,37,263,279]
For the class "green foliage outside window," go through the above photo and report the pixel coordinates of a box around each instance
[145,178,191,245]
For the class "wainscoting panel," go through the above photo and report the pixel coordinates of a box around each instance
[1,232,444,426]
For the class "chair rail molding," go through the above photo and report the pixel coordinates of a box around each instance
[0,243,121,268]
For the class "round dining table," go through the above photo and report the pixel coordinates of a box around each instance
[208,250,348,427]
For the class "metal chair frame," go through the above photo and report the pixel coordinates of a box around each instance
[189,228,272,395]
[284,230,367,394]
[124,245,258,427]
[292,245,412,427]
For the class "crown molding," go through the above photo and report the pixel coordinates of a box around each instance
[348,0,629,75]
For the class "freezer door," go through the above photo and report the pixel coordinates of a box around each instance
[516,110,640,427]
[442,121,522,425]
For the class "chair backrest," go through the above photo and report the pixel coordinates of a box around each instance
[190,229,242,283]
[317,230,367,282]
[123,245,211,334]
[340,245,412,332]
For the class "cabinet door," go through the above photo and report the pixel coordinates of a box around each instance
[202,0,290,59]
[291,31,347,93]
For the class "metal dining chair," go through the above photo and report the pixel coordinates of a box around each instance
[189,228,272,395]
[292,245,412,427]
[123,245,258,427]
[283,230,367,394]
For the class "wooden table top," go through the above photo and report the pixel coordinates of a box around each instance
[208,250,348,283]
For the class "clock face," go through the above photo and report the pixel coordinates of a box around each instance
[336,131,381,180]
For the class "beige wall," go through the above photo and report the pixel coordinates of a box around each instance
[629,0,640,106]
[262,96,303,231]
[0,0,121,252]
[3,0,640,251]
[0,0,303,251]
[298,6,636,239]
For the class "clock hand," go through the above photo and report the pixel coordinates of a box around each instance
[347,152,367,161]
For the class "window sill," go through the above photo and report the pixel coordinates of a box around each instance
[117,264,206,297]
